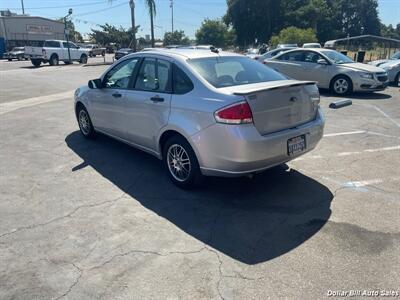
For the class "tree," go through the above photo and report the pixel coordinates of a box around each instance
[381,23,400,40]
[110,0,157,50]
[195,19,235,48]
[58,19,83,43]
[163,31,190,46]
[89,23,139,48]
[224,0,283,47]
[269,27,317,47]
[144,0,156,48]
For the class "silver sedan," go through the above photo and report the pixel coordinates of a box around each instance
[264,48,389,95]
[74,49,324,188]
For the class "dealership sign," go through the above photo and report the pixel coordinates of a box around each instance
[26,25,53,35]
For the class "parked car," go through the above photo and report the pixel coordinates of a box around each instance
[25,40,89,67]
[303,43,322,48]
[4,47,27,61]
[264,48,389,95]
[80,44,106,57]
[277,43,298,48]
[74,49,324,188]
[177,45,214,50]
[373,60,400,86]
[256,47,297,62]
[369,51,400,67]
[244,48,260,59]
[114,48,134,60]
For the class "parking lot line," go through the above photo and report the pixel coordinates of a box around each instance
[0,90,73,115]
[369,105,400,128]
[323,130,366,137]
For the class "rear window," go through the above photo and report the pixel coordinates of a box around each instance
[188,56,286,88]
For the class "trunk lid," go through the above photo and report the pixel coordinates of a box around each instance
[221,80,319,135]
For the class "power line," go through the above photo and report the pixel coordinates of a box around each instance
[0,0,117,10]
[74,1,128,17]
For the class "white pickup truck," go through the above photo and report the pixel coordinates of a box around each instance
[25,40,89,67]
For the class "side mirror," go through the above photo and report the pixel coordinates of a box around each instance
[88,78,102,89]
[317,59,328,65]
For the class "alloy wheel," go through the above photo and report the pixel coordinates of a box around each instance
[167,144,191,182]
[79,110,90,135]
[333,78,349,94]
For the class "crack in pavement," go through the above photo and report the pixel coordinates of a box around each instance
[0,173,144,239]
[0,194,127,239]
[54,263,83,300]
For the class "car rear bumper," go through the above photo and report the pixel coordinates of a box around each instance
[191,108,325,177]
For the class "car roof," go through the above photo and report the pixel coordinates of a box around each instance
[126,48,243,60]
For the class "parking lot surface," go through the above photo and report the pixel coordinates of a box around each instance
[0,58,399,299]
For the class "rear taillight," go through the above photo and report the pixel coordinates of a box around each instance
[215,101,253,124]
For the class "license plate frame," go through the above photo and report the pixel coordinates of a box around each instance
[287,135,306,156]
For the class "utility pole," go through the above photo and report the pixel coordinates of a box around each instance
[129,0,137,52]
[170,0,174,33]
[21,0,25,14]
[64,9,73,63]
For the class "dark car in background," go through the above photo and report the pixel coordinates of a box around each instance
[4,47,27,61]
[114,48,134,60]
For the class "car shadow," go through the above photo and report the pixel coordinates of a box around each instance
[319,90,392,100]
[65,131,333,265]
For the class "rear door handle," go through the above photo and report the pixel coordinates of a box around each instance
[112,92,122,98]
[150,96,164,102]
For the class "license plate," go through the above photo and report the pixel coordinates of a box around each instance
[287,135,306,156]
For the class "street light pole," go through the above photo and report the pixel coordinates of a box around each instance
[64,9,73,63]
[170,0,174,33]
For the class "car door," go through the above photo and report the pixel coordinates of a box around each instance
[68,42,80,60]
[89,57,140,138]
[123,57,172,152]
[299,51,331,87]
[269,51,305,79]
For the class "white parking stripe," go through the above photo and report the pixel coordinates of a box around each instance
[294,145,400,161]
[0,90,73,115]
[337,145,400,156]
[370,105,400,128]
[324,130,366,137]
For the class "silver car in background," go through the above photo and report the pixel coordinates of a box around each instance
[74,49,324,188]
[374,60,400,86]
[265,48,389,95]
[256,47,297,62]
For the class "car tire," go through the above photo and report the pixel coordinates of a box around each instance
[395,73,400,87]
[330,75,353,95]
[79,54,88,64]
[7,58,12,61]
[31,59,41,67]
[162,135,203,189]
[76,105,95,139]
[49,54,59,66]
[101,51,105,57]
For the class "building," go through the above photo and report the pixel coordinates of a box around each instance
[0,10,65,57]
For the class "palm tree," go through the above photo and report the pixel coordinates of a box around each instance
[144,0,156,48]
[109,0,156,50]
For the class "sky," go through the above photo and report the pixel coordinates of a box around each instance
[0,0,399,40]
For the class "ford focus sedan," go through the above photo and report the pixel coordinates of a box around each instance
[264,48,389,95]
[74,49,324,188]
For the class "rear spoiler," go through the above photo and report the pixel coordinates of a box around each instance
[232,80,316,95]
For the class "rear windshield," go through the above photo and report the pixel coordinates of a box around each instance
[188,56,286,88]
